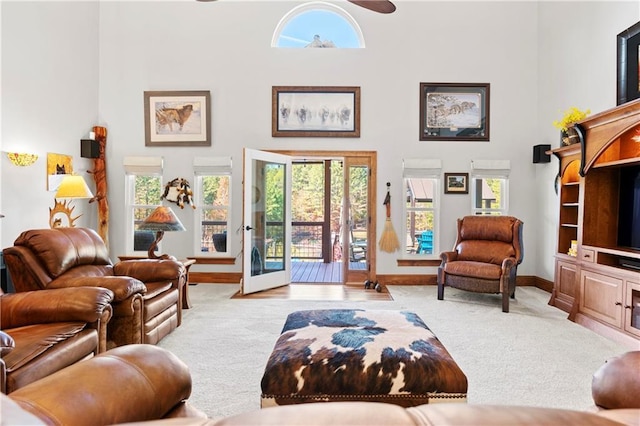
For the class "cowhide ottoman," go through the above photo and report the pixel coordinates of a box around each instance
[260,309,467,407]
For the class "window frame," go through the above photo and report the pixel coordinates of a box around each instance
[123,157,163,255]
[193,157,232,257]
[470,160,510,216]
[402,159,442,259]
[271,1,365,48]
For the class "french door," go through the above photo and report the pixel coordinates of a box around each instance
[241,149,292,294]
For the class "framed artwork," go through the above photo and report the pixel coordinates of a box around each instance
[420,83,490,141]
[46,152,73,191]
[617,21,640,105]
[444,173,469,194]
[272,86,360,137]
[144,90,211,146]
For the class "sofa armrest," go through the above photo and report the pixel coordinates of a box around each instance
[0,331,15,356]
[439,251,458,265]
[592,351,640,409]
[114,259,186,284]
[500,256,518,272]
[50,275,146,302]
[8,344,203,425]
[0,287,114,329]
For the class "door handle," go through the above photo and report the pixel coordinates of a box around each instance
[245,226,253,231]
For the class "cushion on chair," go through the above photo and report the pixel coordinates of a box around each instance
[2,323,86,371]
[456,241,515,266]
[458,216,517,242]
[14,228,111,278]
[444,260,502,280]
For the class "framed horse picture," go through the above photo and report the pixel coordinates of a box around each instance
[144,90,211,147]
[272,86,360,137]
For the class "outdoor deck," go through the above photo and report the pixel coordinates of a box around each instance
[291,260,366,283]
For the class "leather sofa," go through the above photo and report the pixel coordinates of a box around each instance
[3,228,187,347]
[2,344,208,425]
[1,347,638,426]
[0,286,113,393]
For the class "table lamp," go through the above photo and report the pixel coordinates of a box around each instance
[138,206,186,260]
[51,174,94,228]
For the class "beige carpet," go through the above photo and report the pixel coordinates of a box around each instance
[158,284,630,419]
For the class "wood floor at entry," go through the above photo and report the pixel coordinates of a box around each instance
[231,283,392,301]
[291,260,366,283]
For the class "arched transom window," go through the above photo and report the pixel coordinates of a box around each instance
[272,2,365,48]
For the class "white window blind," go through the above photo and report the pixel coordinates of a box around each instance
[402,159,442,178]
[193,156,232,175]
[123,156,163,175]
[471,159,510,177]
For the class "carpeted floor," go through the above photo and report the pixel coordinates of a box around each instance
[158,284,629,420]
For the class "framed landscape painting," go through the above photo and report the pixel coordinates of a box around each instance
[272,86,360,137]
[144,90,211,147]
[420,83,490,141]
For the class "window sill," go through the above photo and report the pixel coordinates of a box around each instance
[397,259,440,267]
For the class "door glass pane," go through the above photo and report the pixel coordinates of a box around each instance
[252,160,285,276]
[348,165,368,271]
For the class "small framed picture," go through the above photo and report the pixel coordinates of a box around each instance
[444,173,469,194]
[420,83,490,141]
[272,86,360,137]
[144,90,211,147]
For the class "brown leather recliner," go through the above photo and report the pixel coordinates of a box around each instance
[3,228,187,347]
[0,286,113,393]
[437,215,524,312]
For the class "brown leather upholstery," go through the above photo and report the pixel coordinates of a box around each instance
[3,228,186,347]
[437,216,524,312]
[0,286,113,393]
[592,351,640,410]
[4,344,207,425]
[1,347,637,426]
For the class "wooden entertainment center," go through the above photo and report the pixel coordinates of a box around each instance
[548,99,640,348]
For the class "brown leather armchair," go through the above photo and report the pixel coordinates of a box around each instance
[0,286,113,393]
[437,216,524,312]
[3,228,187,347]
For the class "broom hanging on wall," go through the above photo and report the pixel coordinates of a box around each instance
[379,182,401,253]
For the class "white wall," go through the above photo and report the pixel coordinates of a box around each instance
[536,1,639,280]
[1,1,100,240]
[1,1,637,281]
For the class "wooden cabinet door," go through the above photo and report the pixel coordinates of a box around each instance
[580,269,623,327]
[624,281,640,338]
[552,259,577,313]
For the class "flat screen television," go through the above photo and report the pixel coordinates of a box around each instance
[618,164,640,251]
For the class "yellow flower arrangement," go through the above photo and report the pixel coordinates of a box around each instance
[553,107,590,132]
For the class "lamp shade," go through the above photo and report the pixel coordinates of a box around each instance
[138,206,186,232]
[55,175,94,199]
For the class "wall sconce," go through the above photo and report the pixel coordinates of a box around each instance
[137,206,186,260]
[49,175,94,228]
[6,152,38,166]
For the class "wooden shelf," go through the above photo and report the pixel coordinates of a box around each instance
[550,100,640,345]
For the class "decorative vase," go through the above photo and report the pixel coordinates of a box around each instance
[561,127,580,146]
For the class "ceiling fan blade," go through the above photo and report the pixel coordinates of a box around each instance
[348,0,396,14]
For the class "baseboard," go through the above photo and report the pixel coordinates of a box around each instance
[189,272,242,284]
[190,272,553,293]
[376,274,552,292]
